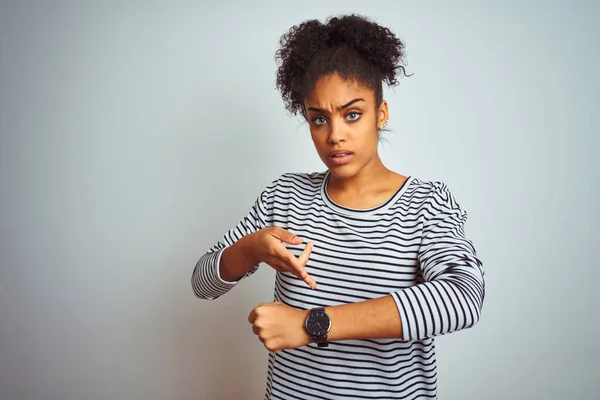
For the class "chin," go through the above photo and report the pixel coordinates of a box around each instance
[326,164,361,180]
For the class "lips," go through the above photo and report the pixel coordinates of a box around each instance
[329,150,353,158]
[328,150,354,165]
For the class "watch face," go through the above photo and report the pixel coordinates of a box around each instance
[305,310,331,337]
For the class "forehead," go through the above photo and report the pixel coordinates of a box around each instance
[305,74,375,106]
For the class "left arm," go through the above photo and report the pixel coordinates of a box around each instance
[249,184,485,350]
[249,295,402,352]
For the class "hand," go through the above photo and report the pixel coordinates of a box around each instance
[249,227,316,289]
[248,302,311,352]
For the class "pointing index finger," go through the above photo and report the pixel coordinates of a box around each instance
[283,251,316,290]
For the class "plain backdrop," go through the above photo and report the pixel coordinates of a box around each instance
[1,1,598,399]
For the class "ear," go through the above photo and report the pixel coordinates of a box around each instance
[377,100,389,129]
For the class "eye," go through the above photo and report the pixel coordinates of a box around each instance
[346,112,361,122]
[312,116,327,126]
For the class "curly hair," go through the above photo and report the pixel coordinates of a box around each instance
[275,14,408,117]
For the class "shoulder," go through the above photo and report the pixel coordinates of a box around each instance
[261,171,326,197]
[404,177,465,217]
[410,178,456,202]
[268,171,326,190]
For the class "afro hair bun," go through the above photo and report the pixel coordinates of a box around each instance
[276,14,408,116]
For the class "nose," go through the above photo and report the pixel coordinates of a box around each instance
[328,119,345,144]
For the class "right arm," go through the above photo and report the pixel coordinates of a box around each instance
[218,234,261,282]
[192,185,315,300]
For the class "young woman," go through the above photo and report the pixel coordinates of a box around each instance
[192,14,485,400]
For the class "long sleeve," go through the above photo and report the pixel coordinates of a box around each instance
[191,184,272,300]
[391,183,485,341]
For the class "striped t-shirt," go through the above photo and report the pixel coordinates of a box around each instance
[192,171,485,399]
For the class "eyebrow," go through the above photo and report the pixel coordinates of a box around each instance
[306,98,365,114]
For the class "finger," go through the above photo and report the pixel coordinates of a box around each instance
[281,252,317,290]
[248,308,257,324]
[274,228,303,245]
[298,242,314,266]
[252,324,260,336]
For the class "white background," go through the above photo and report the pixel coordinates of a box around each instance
[1,1,598,399]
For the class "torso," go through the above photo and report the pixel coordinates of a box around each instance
[262,171,437,399]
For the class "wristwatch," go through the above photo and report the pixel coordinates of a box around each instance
[304,307,331,347]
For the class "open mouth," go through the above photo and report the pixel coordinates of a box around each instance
[329,152,353,165]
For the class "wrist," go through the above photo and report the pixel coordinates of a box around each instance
[219,233,261,282]
[241,232,261,266]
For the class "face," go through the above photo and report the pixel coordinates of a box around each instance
[304,74,388,180]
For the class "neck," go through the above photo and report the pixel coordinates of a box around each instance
[328,157,391,194]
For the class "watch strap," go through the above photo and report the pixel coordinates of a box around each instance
[314,335,329,347]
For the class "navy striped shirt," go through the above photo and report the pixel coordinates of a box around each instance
[192,171,485,399]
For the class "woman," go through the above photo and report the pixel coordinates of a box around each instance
[192,14,484,399]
